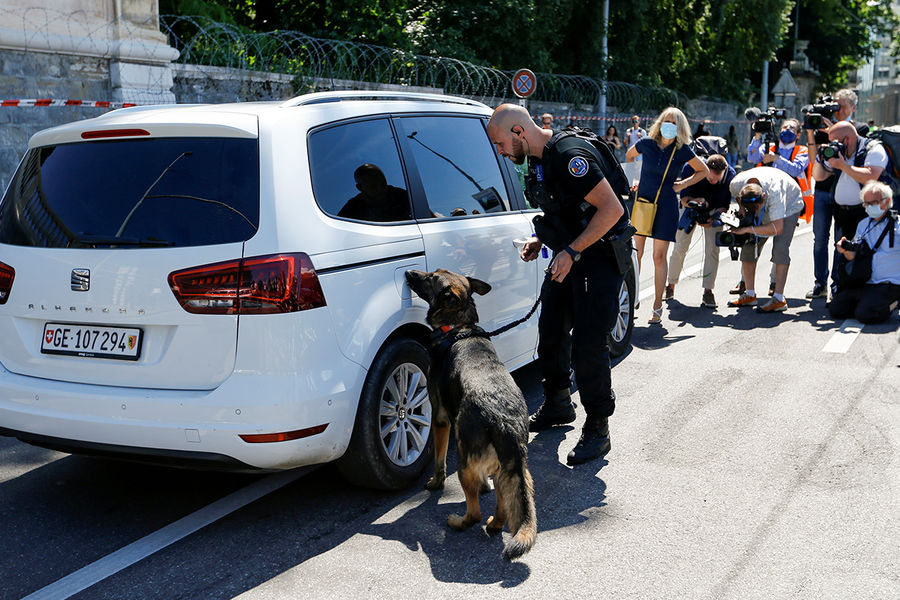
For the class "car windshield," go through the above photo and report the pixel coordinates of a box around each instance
[0,137,259,248]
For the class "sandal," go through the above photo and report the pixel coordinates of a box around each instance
[648,306,663,324]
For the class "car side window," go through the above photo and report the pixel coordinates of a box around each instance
[308,119,412,223]
[393,116,511,218]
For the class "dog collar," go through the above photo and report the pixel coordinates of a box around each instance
[439,325,454,333]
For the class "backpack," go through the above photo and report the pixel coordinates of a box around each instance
[862,127,900,210]
[558,125,631,203]
[690,135,728,159]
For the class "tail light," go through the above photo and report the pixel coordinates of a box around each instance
[0,261,14,304]
[168,253,326,315]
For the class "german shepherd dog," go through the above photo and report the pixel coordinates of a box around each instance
[405,269,536,561]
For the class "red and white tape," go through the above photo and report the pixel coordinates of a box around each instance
[1,99,138,108]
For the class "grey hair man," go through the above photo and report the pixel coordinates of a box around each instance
[829,180,900,323]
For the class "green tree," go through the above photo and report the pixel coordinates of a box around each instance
[159,0,899,103]
[607,0,791,100]
[775,0,898,92]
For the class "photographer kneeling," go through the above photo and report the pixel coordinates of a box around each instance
[666,154,735,308]
[829,181,900,323]
[726,167,805,313]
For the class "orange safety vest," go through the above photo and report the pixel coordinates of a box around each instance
[756,143,814,223]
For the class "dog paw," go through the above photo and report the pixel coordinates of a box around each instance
[485,515,505,533]
[447,513,476,530]
[425,476,445,491]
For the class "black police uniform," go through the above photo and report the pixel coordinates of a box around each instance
[526,132,626,424]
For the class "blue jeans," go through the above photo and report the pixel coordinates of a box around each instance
[726,152,738,169]
[812,188,837,286]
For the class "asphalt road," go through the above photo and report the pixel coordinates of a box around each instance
[2,222,899,600]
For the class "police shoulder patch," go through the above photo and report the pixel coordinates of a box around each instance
[568,156,589,177]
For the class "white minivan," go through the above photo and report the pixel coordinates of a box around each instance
[0,92,636,488]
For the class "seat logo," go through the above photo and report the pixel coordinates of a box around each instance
[71,269,90,291]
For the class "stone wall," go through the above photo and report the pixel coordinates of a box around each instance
[0,49,111,192]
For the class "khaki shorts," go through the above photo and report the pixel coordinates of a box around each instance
[739,212,800,265]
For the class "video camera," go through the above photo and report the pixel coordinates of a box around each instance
[801,95,841,130]
[676,200,722,235]
[744,106,787,135]
[714,208,756,260]
[817,140,846,162]
[745,106,787,161]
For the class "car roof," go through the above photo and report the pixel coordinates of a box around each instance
[28,92,494,148]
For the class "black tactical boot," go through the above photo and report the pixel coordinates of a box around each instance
[528,389,577,432]
[566,416,611,465]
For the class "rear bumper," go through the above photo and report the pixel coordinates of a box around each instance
[0,359,364,471]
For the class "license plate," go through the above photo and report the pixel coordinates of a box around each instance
[41,323,143,361]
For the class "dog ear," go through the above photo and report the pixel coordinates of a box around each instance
[405,270,432,300]
[467,277,491,296]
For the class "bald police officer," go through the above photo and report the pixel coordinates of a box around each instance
[487,104,628,465]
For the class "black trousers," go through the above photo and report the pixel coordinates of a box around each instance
[537,249,623,419]
[834,204,866,247]
[829,282,900,324]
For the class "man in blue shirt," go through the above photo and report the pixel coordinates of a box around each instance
[666,154,735,308]
[829,181,900,323]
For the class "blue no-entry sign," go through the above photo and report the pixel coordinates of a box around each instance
[512,69,537,99]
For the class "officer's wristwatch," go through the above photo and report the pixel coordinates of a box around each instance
[564,245,581,262]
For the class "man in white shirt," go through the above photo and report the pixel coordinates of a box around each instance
[624,115,646,150]
[812,120,888,294]
[830,181,900,323]
[726,167,804,313]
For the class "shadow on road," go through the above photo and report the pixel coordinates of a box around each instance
[5,362,612,598]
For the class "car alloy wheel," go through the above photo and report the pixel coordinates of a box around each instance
[378,362,431,467]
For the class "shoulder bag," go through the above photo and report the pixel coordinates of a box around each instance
[632,144,676,237]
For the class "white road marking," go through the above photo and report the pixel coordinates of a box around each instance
[23,467,310,600]
[822,319,865,353]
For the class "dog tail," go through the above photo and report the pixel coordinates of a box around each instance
[499,458,537,561]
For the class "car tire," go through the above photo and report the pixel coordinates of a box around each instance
[608,269,635,357]
[337,338,433,490]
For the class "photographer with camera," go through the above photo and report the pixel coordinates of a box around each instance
[829,181,900,323]
[665,154,735,308]
[803,89,867,299]
[811,120,888,297]
[725,167,805,313]
[748,118,810,185]
[730,111,808,298]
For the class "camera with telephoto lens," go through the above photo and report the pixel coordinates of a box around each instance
[676,200,720,235]
[714,208,756,260]
[818,140,846,162]
[839,239,858,252]
[801,95,841,130]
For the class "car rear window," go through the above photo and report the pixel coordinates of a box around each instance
[307,118,412,223]
[0,137,259,248]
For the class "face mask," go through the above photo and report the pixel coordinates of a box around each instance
[866,203,885,219]
[660,122,677,140]
[779,130,797,144]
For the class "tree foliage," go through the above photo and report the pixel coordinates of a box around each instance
[159,0,899,102]
[775,0,898,92]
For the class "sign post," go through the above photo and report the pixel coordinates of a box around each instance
[511,68,537,108]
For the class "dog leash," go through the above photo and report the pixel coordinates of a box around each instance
[483,269,552,338]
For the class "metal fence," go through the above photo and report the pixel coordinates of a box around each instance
[159,15,687,113]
